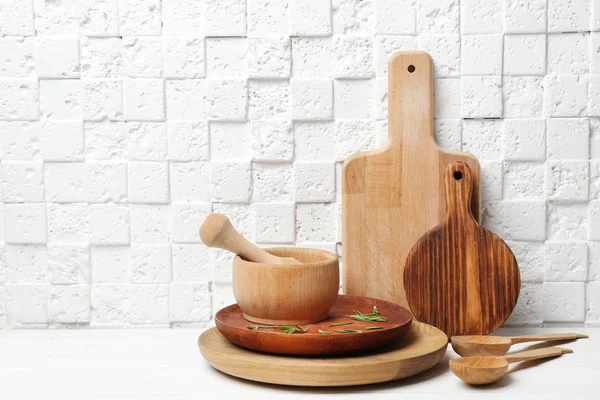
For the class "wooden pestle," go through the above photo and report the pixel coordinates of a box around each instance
[200,214,301,265]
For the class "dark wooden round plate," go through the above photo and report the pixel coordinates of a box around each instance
[215,295,413,356]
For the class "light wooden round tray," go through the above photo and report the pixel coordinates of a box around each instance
[198,321,448,387]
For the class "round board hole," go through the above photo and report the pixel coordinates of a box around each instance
[453,171,463,180]
[407,65,415,73]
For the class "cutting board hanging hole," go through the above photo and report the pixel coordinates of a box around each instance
[445,163,474,223]
[408,64,415,73]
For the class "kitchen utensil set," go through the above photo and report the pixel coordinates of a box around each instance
[197,51,588,388]
[449,332,586,385]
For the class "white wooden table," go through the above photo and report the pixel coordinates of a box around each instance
[1,327,598,399]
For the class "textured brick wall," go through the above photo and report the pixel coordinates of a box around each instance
[0,0,599,328]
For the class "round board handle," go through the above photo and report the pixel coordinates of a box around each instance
[443,162,476,225]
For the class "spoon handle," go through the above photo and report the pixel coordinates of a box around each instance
[504,347,573,363]
[509,333,588,344]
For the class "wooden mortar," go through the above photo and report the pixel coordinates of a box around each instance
[233,247,340,325]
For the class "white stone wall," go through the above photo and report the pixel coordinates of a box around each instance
[0,0,599,328]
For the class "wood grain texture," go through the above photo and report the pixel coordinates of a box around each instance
[199,321,448,387]
[404,162,520,338]
[342,51,481,308]
[232,247,339,325]
[215,295,412,356]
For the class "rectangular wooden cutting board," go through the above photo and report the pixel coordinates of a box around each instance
[342,51,481,309]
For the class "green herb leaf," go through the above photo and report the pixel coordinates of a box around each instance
[318,329,332,335]
[347,306,388,322]
[279,325,307,334]
[335,329,362,334]
[328,321,353,327]
[348,314,387,322]
[246,325,307,334]
[365,326,384,330]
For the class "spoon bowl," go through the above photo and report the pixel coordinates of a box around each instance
[450,356,509,385]
[452,335,512,356]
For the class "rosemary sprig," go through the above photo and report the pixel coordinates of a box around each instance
[318,329,332,334]
[365,326,384,330]
[329,321,353,327]
[279,325,307,334]
[247,325,288,331]
[347,306,387,322]
[247,325,307,334]
[336,329,362,333]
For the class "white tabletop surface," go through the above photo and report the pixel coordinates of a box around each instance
[1,326,598,399]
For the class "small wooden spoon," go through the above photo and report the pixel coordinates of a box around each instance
[451,333,588,357]
[200,214,301,265]
[450,347,573,385]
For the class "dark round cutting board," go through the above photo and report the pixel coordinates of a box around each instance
[215,295,413,356]
[404,162,521,338]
